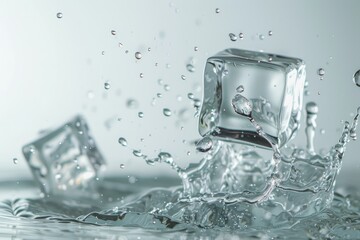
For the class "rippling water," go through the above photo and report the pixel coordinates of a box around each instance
[1,177,360,240]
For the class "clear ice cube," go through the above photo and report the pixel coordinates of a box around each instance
[22,115,105,197]
[199,49,306,148]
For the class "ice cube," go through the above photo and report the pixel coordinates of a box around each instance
[199,49,305,148]
[22,115,105,197]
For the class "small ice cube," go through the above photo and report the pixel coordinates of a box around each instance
[22,115,106,197]
[199,49,306,148]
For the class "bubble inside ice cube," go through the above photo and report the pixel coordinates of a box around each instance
[199,48,306,149]
[22,115,106,197]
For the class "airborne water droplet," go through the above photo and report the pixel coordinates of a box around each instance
[318,68,325,77]
[215,8,220,13]
[118,137,127,146]
[133,149,143,157]
[126,99,139,109]
[138,112,144,118]
[186,64,195,73]
[56,12,63,19]
[163,108,172,117]
[229,33,237,41]
[236,85,244,93]
[104,82,111,90]
[196,137,213,152]
[13,158,18,164]
[194,46,198,51]
[268,30,273,36]
[181,75,186,80]
[120,164,125,169]
[239,32,244,39]
[140,73,144,78]
[353,69,360,87]
[259,34,265,40]
[111,30,116,35]
[135,52,142,60]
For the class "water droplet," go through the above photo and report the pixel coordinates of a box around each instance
[13,158,18,164]
[104,82,111,90]
[320,129,325,134]
[158,152,173,164]
[101,51,105,55]
[268,30,273,36]
[140,73,144,78]
[133,149,143,157]
[120,164,125,169]
[138,112,144,118]
[268,57,273,62]
[147,47,151,52]
[194,46,198,51]
[196,137,213,152]
[135,52,142,60]
[186,64,195,73]
[353,69,360,87]
[181,75,186,80]
[118,137,127,146]
[128,176,137,184]
[186,151,191,156]
[318,68,325,77]
[56,12,63,19]
[215,8,220,13]
[239,32,244,39]
[187,93,194,99]
[232,94,253,117]
[236,85,244,93]
[259,34,265,40]
[157,93,162,98]
[87,91,95,99]
[229,33,237,41]
[118,42,123,47]
[126,99,139,109]
[166,63,171,69]
[111,30,116,35]
[318,91,321,95]
[163,108,172,117]
[164,84,170,91]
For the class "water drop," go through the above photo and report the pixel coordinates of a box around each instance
[239,32,244,39]
[163,108,172,117]
[196,137,213,152]
[128,176,137,184]
[56,12,63,19]
[320,129,326,134]
[164,84,170,91]
[318,68,325,77]
[140,73,144,78]
[104,82,111,90]
[229,33,237,41]
[232,94,253,117]
[186,64,195,73]
[135,52,142,60]
[236,85,244,93]
[215,8,220,13]
[353,69,360,87]
[111,30,116,35]
[186,151,191,156]
[181,75,186,80]
[13,158,18,164]
[87,91,95,99]
[187,93,194,99]
[138,112,144,118]
[259,34,265,40]
[194,46,198,51]
[118,137,127,146]
[147,47,151,52]
[126,99,139,109]
[268,57,273,62]
[157,93,162,98]
[133,149,143,157]
[268,30,273,36]
[120,164,125,169]
[158,152,173,164]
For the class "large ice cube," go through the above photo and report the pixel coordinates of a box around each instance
[22,115,105,197]
[199,49,305,148]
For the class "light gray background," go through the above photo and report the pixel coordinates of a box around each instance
[0,0,359,183]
